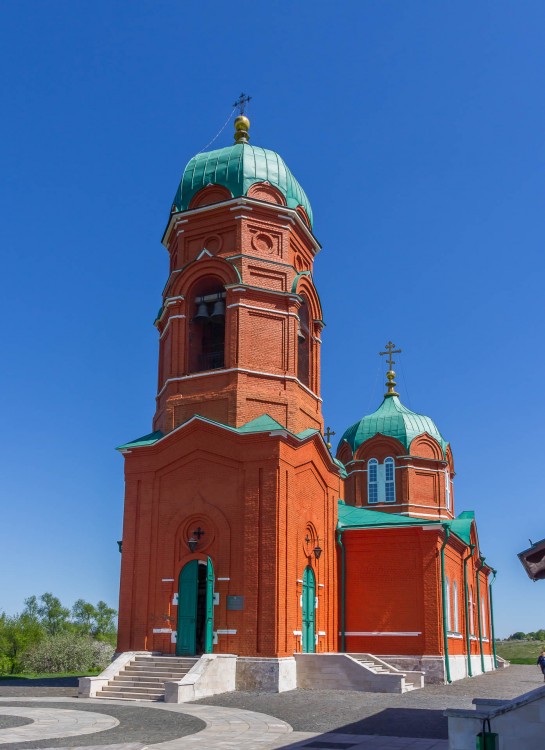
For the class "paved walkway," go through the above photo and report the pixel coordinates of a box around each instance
[0,667,539,750]
[0,696,447,750]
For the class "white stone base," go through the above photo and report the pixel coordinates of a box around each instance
[165,654,237,703]
[236,657,297,692]
[376,653,497,684]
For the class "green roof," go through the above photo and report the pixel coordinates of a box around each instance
[339,396,448,456]
[117,415,324,451]
[337,501,473,546]
[173,143,313,227]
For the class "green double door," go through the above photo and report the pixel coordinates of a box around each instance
[302,566,316,653]
[176,558,214,655]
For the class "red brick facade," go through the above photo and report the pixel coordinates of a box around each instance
[116,145,495,681]
[117,182,341,658]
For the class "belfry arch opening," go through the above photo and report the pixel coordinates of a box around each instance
[297,296,311,387]
[188,278,226,373]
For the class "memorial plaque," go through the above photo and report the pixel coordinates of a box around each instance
[227,595,244,610]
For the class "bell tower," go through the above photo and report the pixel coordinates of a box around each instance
[154,114,324,436]
[116,112,341,689]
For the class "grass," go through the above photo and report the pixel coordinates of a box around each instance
[496,639,545,665]
[0,670,100,679]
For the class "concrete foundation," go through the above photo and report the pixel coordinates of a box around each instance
[236,657,297,692]
[376,654,497,684]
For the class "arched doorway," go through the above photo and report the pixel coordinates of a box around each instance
[176,558,214,655]
[302,565,316,653]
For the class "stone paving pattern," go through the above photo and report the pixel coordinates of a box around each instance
[0,666,540,750]
[194,664,540,737]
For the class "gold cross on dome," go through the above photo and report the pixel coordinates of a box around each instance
[324,426,336,450]
[379,341,402,369]
[379,341,402,397]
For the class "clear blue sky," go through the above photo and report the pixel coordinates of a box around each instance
[1,1,543,638]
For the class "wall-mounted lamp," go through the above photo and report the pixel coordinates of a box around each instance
[313,544,323,560]
[187,537,198,553]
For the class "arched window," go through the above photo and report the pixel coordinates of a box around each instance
[188,279,226,374]
[367,457,396,504]
[445,470,451,511]
[469,587,475,635]
[452,581,459,632]
[368,459,378,503]
[445,577,451,631]
[481,597,487,638]
[297,297,311,387]
[384,457,395,502]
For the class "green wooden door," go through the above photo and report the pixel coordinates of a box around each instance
[302,566,316,653]
[204,557,215,653]
[176,560,198,655]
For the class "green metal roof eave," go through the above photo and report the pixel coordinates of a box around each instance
[336,502,475,547]
[116,431,164,450]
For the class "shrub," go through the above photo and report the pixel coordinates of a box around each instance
[21,632,114,674]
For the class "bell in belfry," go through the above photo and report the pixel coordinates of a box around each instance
[194,298,209,320]
[211,294,225,319]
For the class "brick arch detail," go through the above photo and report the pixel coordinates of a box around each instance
[189,184,232,209]
[170,256,240,299]
[171,491,231,580]
[446,444,455,474]
[355,434,405,462]
[336,441,353,465]
[409,433,444,460]
[247,181,287,206]
[292,274,323,323]
[295,205,312,229]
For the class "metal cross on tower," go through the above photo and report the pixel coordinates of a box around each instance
[379,341,402,397]
[324,426,336,449]
[379,341,402,369]
[233,92,252,115]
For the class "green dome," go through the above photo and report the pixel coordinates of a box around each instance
[173,142,313,227]
[339,396,448,456]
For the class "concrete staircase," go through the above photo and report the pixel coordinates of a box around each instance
[96,654,199,701]
[347,653,424,692]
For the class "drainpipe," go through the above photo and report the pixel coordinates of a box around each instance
[488,567,498,669]
[336,529,346,652]
[463,544,475,677]
[440,525,452,684]
[476,556,486,674]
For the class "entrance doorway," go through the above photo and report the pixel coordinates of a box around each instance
[302,565,316,653]
[176,558,214,655]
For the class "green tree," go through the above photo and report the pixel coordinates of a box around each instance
[72,599,117,645]
[508,631,527,641]
[25,593,70,635]
[0,612,44,674]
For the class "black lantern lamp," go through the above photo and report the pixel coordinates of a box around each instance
[187,536,198,553]
[313,544,323,560]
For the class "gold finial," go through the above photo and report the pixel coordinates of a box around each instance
[379,341,402,397]
[233,92,252,143]
[234,115,250,143]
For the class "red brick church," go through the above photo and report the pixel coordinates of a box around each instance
[115,112,497,689]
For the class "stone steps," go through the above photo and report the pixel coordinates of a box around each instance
[347,653,422,693]
[96,655,199,702]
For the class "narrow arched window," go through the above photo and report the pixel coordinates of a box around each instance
[368,459,378,503]
[384,457,395,502]
[452,581,459,632]
[188,279,226,374]
[481,596,487,638]
[469,587,475,635]
[445,577,451,631]
[297,297,311,387]
[445,470,451,511]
